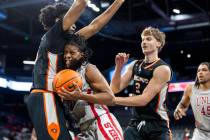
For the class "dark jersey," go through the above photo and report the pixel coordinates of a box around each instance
[131,59,172,121]
[31,20,68,91]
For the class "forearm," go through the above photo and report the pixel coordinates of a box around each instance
[176,101,189,110]
[114,95,147,106]
[110,68,123,93]
[80,92,114,105]
[89,0,124,33]
[63,0,87,30]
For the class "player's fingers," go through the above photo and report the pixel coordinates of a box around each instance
[61,87,75,95]
[57,90,65,98]
[73,82,81,92]
[174,111,179,120]
[177,110,183,119]
[180,110,186,116]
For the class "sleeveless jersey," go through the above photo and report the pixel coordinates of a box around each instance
[72,62,109,125]
[31,20,73,91]
[132,59,171,121]
[190,85,210,131]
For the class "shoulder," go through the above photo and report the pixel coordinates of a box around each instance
[85,63,105,83]
[152,65,171,82]
[157,59,171,69]
[86,63,97,70]
[86,63,99,76]
[186,84,193,91]
[184,84,193,97]
[45,19,64,38]
[128,60,140,70]
[154,65,171,75]
[154,59,172,76]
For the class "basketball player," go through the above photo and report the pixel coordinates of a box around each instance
[25,0,125,139]
[174,62,210,140]
[110,27,172,140]
[57,34,124,140]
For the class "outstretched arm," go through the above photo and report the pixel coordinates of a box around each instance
[174,84,192,120]
[62,0,88,31]
[76,0,125,39]
[114,65,171,106]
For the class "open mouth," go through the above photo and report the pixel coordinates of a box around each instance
[142,45,147,49]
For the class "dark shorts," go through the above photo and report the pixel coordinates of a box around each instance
[124,119,172,140]
[25,92,72,140]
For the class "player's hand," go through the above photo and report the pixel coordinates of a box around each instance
[115,53,129,69]
[57,88,76,101]
[58,82,83,100]
[174,107,187,120]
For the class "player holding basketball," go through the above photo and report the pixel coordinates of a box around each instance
[110,27,172,140]
[58,34,123,140]
[174,62,210,140]
[25,0,125,139]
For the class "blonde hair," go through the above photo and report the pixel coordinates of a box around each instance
[141,27,166,52]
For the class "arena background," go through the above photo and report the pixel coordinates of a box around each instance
[0,0,209,139]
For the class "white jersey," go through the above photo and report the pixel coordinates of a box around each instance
[73,62,108,125]
[71,62,123,140]
[190,85,210,132]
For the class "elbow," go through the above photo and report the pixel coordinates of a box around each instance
[140,100,148,106]
[136,99,149,107]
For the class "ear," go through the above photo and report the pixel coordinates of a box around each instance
[156,41,161,48]
[80,52,85,57]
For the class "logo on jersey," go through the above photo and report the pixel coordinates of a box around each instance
[196,96,210,116]
[134,75,149,84]
[104,122,120,140]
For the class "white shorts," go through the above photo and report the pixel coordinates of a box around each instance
[77,113,123,140]
[192,128,210,140]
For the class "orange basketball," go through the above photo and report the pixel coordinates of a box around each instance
[53,69,83,93]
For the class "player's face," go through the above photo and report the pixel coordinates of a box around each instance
[197,64,210,84]
[64,44,83,69]
[141,35,160,55]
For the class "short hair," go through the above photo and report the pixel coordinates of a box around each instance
[64,33,93,61]
[195,62,210,88]
[39,2,69,30]
[141,27,166,52]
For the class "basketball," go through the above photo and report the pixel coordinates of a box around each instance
[53,69,83,93]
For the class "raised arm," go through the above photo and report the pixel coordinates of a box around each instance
[174,84,192,120]
[114,65,171,106]
[110,53,133,94]
[76,0,125,39]
[62,0,87,31]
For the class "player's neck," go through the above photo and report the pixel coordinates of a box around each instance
[144,54,159,64]
[200,81,210,90]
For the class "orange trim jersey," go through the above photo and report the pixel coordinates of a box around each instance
[132,59,172,121]
[27,20,76,140]
[32,19,68,91]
